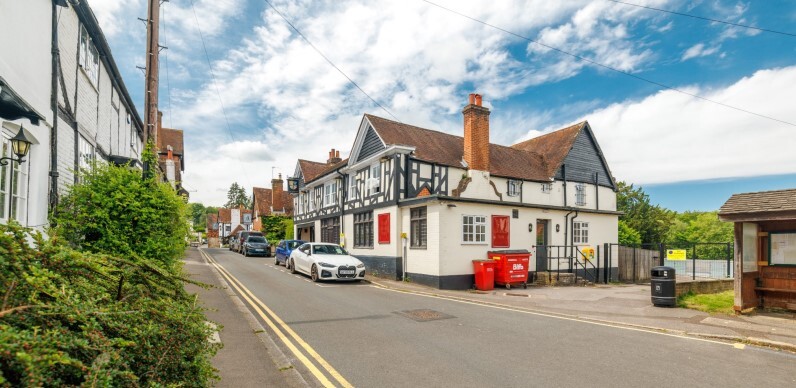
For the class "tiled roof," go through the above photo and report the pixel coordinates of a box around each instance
[719,189,796,216]
[253,187,295,217]
[158,127,184,155]
[365,114,552,182]
[218,208,231,223]
[302,158,349,184]
[230,224,245,236]
[298,159,330,182]
[206,214,218,230]
[510,121,585,178]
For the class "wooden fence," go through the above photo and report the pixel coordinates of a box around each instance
[618,246,659,283]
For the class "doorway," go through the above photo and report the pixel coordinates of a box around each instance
[536,219,549,272]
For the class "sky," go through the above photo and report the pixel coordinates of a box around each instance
[86,0,796,211]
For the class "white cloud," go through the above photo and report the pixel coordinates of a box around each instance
[529,66,796,185]
[681,43,720,61]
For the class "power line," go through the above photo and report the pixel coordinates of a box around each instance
[261,0,401,122]
[421,0,796,128]
[188,0,253,188]
[606,0,796,37]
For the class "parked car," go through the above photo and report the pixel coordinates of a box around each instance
[228,235,237,251]
[274,240,306,266]
[287,243,365,282]
[242,235,271,257]
[235,231,267,255]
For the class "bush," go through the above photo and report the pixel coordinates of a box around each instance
[2,154,218,386]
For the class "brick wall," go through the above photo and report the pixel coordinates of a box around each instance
[675,279,734,297]
[462,94,490,171]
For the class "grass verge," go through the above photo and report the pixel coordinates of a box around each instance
[677,290,734,314]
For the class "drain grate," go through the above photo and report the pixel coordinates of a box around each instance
[394,309,455,322]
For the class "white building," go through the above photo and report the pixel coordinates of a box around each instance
[292,94,620,289]
[0,0,144,230]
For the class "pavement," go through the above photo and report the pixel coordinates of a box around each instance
[183,248,307,387]
[365,275,796,353]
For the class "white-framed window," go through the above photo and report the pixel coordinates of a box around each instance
[573,221,589,244]
[575,183,586,206]
[368,163,381,195]
[78,135,95,176]
[79,25,100,86]
[324,181,338,207]
[349,173,358,200]
[462,215,486,244]
[541,183,552,193]
[507,180,521,197]
[0,135,30,223]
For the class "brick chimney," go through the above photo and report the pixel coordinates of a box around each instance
[462,93,490,171]
[327,148,342,164]
[272,173,284,212]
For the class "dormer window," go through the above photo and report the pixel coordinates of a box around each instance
[507,180,521,197]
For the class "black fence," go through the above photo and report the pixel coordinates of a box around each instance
[537,245,613,284]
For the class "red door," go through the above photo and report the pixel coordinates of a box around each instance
[378,213,390,244]
[492,215,510,248]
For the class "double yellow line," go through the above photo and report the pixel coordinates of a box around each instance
[199,249,353,388]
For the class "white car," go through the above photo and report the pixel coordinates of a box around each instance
[287,243,366,282]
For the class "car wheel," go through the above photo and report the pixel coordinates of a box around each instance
[311,264,320,282]
[289,259,297,274]
[275,255,280,266]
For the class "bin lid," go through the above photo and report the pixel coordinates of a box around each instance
[488,249,530,254]
[651,266,675,271]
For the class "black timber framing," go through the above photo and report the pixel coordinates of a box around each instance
[554,124,615,189]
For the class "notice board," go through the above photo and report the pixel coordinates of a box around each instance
[770,232,796,265]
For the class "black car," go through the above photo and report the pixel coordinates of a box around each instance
[236,231,266,254]
[242,235,271,257]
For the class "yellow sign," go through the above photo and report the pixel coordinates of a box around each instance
[582,247,595,261]
[666,249,687,260]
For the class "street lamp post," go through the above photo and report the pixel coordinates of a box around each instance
[0,127,33,220]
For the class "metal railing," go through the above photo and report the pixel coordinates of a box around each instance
[615,242,733,283]
[537,245,607,284]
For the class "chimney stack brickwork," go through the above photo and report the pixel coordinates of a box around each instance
[327,148,342,164]
[462,93,490,171]
[272,173,284,212]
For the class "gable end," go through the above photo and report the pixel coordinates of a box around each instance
[356,125,386,162]
[554,126,615,188]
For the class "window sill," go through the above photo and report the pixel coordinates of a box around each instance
[352,246,374,250]
[461,242,488,245]
[410,246,427,250]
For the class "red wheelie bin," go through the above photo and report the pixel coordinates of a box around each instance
[472,260,495,291]
[489,250,531,289]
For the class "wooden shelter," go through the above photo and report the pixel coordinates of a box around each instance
[718,189,796,312]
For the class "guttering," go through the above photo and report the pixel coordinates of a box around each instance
[569,210,579,263]
[563,209,575,268]
[49,0,61,210]
[336,169,346,234]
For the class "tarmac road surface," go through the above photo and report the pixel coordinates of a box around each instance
[201,248,796,388]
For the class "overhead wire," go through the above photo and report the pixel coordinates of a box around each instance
[261,0,401,122]
[606,0,796,37]
[188,0,253,188]
[421,0,796,128]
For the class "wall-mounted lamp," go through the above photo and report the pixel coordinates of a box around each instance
[528,223,533,232]
[0,127,33,219]
[555,224,560,233]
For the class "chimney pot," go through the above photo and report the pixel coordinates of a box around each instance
[335,150,340,158]
[468,93,475,105]
[474,94,482,106]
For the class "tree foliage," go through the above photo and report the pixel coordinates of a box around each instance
[618,220,642,246]
[224,182,251,209]
[189,203,219,233]
[0,156,218,385]
[262,215,290,243]
[616,181,674,243]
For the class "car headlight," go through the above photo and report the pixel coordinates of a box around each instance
[318,262,336,268]
[356,263,365,268]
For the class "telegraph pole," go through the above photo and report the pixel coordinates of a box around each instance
[143,0,160,145]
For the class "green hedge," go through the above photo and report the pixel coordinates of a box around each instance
[1,156,218,386]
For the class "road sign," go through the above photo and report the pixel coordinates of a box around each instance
[666,249,687,260]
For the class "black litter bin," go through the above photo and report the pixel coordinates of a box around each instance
[651,266,676,307]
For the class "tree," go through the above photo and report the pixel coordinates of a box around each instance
[262,215,289,243]
[618,220,642,246]
[616,181,674,243]
[224,182,251,209]
[188,204,219,233]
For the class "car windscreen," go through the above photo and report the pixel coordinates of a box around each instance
[247,237,267,243]
[312,245,348,255]
[287,241,303,250]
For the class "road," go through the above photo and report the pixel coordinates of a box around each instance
[199,248,795,388]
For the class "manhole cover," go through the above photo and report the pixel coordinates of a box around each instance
[394,309,455,322]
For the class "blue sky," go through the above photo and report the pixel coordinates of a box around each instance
[88,0,796,209]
